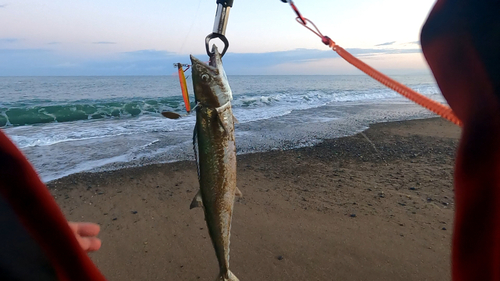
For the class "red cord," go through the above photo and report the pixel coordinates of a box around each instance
[287,5,462,126]
[289,1,306,24]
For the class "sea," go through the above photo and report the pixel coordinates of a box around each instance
[0,75,445,182]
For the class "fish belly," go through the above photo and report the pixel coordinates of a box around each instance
[196,104,237,275]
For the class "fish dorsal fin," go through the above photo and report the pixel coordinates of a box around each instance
[191,112,203,211]
[193,123,200,181]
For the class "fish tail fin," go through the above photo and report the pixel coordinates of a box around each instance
[215,270,239,281]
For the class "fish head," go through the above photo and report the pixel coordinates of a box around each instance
[190,45,232,108]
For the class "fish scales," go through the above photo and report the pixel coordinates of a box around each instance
[190,45,240,281]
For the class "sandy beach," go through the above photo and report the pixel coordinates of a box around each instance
[47,117,461,281]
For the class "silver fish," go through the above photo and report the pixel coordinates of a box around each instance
[190,45,241,281]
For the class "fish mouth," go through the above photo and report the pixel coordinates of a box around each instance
[207,45,222,68]
[190,45,222,75]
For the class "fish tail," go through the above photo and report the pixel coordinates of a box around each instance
[215,270,239,281]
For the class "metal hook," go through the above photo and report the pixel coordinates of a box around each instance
[205,1,232,58]
[205,33,229,58]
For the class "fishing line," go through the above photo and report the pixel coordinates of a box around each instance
[178,0,203,54]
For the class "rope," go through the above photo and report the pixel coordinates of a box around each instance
[287,3,462,127]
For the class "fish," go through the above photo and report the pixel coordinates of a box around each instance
[190,45,241,281]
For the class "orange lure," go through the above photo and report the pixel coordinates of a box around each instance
[176,63,191,113]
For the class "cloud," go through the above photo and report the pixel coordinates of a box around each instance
[121,50,175,59]
[47,41,61,45]
[221,47,421,73]
[0,48,184,76]
[0,38,20,44]
[375,41,396,47]
[92,41,116,45]
[0,49,52,58]
[406,41,420,45]
[0,48,66,76]
[69,50,185,75]
[0,47,423,76]
[0,4,7,8]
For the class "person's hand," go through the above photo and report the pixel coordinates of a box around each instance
[68,222,102,252]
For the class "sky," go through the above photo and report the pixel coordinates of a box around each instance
[0,0,438,76]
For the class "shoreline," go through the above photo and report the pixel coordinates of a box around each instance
[44,109,439,183]
[48,117,461,280]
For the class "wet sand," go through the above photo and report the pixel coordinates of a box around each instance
[48,117,461,280]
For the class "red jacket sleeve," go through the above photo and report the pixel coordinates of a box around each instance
[421,0,500,280]
[0,130,106,281]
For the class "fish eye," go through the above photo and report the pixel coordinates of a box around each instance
[201,73,211,82]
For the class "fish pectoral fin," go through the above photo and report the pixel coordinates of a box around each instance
[235,187,243,198]
[216,110,230,135]
[190,190,204,209]
[233,114,239,124]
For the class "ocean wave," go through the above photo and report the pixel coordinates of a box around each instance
[9,132,131,148]
[0,83,440,129]
[0,97,186,127]
[6,114,192,148]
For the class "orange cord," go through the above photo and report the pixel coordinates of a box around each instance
[332,43,462,126]
[294,16,462,127]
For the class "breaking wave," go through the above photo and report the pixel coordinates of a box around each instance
[0,80,441,128]
[0,97,186,127]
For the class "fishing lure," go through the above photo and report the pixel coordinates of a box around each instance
[175,63,191,113]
